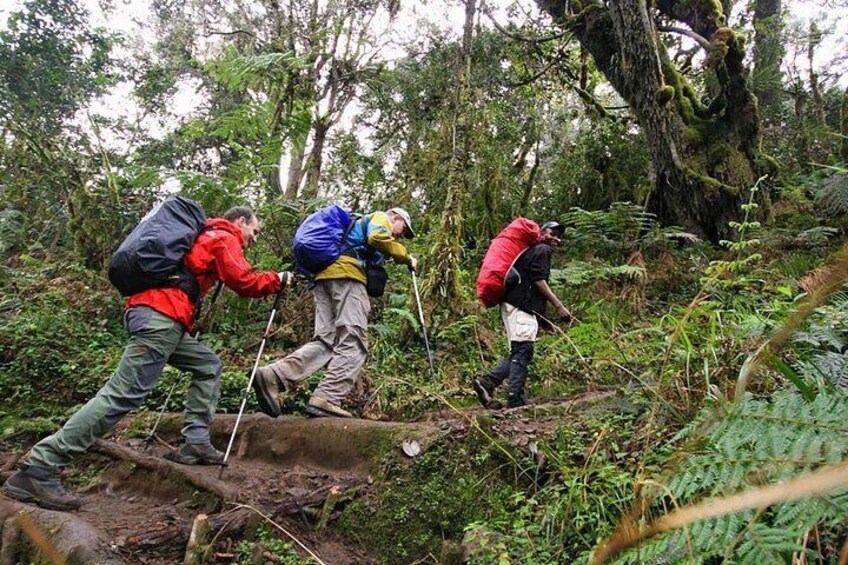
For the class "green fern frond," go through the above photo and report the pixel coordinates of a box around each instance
[802,352,848,389]
[622,389,848,564]
[813,173,848,215]
[795,226,839,248]
[662,231,702,244]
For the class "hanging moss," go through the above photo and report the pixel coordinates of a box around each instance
[659,52,710,124]
[709,27,736,62]
[689,166,727,200]
[711,145,756,188]
[656,85,676,105]
[683,125,703,146]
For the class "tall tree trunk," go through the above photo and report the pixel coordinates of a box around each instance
[266,97,288,199]
[283,144,306,200]
[537,0,767,242]
[424,0,476,317]
[301,118,330,200]
[807,23,826,126]
[841,86,848,162]
[791,80,811,169]
[519,142,541,212]
[752,0,784,114]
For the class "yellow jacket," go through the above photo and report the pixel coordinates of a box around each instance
[316,211,412,284]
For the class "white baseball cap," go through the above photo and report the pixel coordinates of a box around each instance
[388,207,414,239]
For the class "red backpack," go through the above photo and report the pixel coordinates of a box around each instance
[476,218,541,307]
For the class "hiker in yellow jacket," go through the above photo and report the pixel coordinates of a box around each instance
[253,208,417,418]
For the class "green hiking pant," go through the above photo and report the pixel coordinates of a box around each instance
[28,306,223,468]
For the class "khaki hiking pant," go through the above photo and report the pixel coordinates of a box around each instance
[27,307,223,469]
[262,279,370,406]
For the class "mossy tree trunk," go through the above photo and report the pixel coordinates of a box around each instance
[424,0,476,316]
[536,0,767,242]
[807,23,826,127]
[752,0,784,114]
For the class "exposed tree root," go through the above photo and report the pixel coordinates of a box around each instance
[119,479,361,551]
[91,439,239,502]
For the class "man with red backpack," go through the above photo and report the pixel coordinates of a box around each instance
[3,206,292,511]
[473,221,572,409]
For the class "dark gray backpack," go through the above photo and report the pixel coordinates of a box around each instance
[108,197,206,301]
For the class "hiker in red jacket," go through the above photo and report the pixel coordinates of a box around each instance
[2,206,292,511]
[473,221,572,409]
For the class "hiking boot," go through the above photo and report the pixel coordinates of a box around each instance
[506,392,529,409]
[164,443,225,465]
[2,464,82,511]
[251,366,281,417]
[305,396,353,418]
[472,376,502,409]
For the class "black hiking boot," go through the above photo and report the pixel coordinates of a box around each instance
[472,376,503,409]
[164,443,225,465]
[2,464,82,511]
[506,392,529,409]
[251,367,281,417]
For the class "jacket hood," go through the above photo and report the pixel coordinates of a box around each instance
[206,218,245,247]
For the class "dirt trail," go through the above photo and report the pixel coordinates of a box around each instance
[0,390,618,564]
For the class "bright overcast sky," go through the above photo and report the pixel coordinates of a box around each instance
[1,0,845,145]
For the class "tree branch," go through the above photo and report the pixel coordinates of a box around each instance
[502,56,559,87]
[206,29,256,38]
[482,1,572,43]
[657,25,711,51]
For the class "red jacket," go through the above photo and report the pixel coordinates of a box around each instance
[126,218,282,329]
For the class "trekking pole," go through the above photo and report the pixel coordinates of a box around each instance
[219,286,285,478]
[411,269,436,379]
[143,281,224,451]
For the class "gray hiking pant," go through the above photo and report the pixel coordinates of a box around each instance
[262,279,370,405]
[27,307,223,468]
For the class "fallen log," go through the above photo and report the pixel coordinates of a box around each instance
[0,498,123,565]
[273,479,360,517]
[91,439,239,502]
[119,479,362,550]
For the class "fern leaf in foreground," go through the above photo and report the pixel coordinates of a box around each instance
[614,389,848,564]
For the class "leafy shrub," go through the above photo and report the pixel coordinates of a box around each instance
[0,263,125,414]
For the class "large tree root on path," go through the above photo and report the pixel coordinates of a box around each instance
[118,479,361,551]
[92,439,240,501]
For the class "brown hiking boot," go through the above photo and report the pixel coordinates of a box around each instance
[305,396,353,418]
[472,376,503,409]
[2,464,82,511]
[251,366,281,417]
[164,443,225,465]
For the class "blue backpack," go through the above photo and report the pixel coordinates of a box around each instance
[293,205,356,274]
